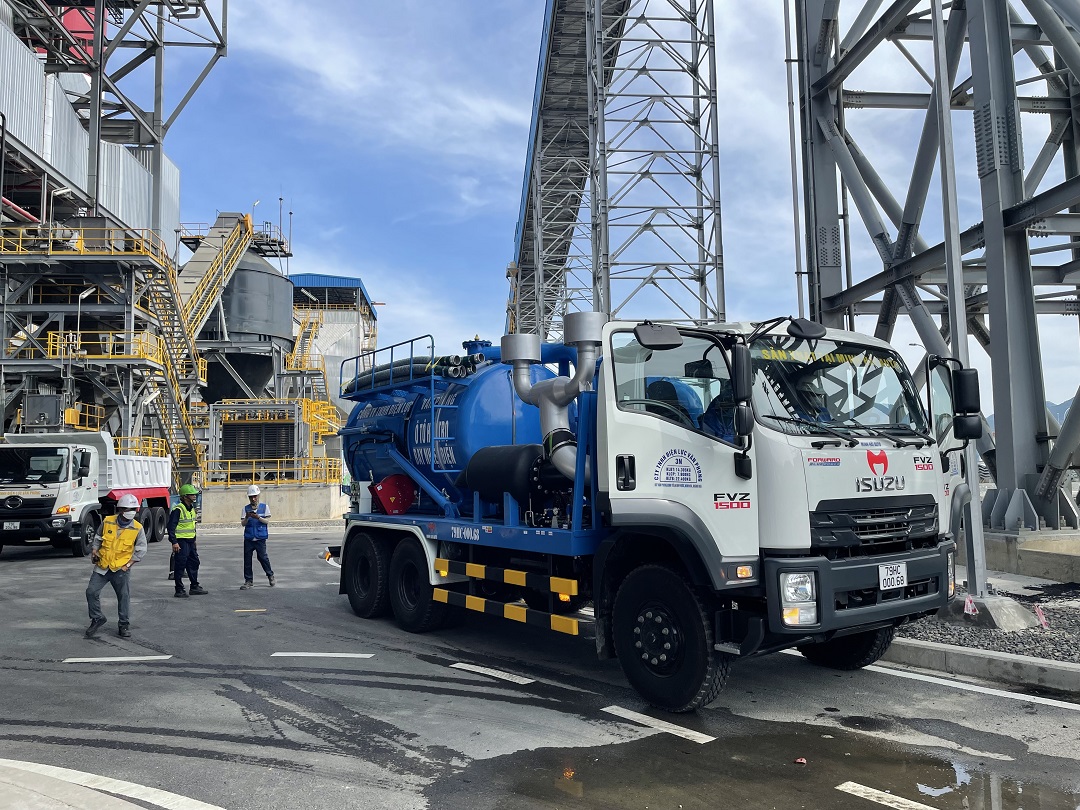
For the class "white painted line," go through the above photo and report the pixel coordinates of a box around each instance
[781,648,1080,713]
[450,662,535,684]
[234,609,267,613]
[836,781,937,809]
[0,758,225,810]
[601,705,715,744]
[62,655,172,664]
[270,652,374,659]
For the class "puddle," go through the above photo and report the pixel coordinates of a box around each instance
[426,718,1080,809]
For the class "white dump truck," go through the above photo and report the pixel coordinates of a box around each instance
[0,431,173,557]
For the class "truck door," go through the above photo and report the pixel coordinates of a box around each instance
[598,325,760,564]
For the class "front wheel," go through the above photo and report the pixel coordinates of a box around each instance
[388,538,446,633]
[344,532,393,618]
[797,627,895,670]
[71,512,98,557]
[612,565,730,712]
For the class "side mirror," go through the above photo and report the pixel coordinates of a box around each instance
[734,404,754,438]
[952,368,980,415]
[731,344,753,403]
[954,414,982,440]
[78,465,90,478]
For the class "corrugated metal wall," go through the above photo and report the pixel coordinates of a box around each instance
[0,22,46,152]
[0,16,181,240]
[43,76,89,193]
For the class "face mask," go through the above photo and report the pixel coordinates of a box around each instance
[121,510,136,521]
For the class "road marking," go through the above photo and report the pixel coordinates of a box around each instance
[450,662,535,684]
[601,705,715,744]
[781,649,1080,713]
[270,652,374,659]
[62,655,172,664]
[0,758,225,810]
[234,609,267,613]
[836,781,937,809]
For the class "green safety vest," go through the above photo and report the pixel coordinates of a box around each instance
[172,502,197,539]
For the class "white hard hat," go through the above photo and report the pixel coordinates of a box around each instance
[247,485,261,497]
[117,493,139,510]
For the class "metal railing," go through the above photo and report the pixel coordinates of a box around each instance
[0,225,174,266]
[65,403,105,431]
[201,457,343,486]
[45,330,165,364]
[114,436,170,457]
[181,215,254,338]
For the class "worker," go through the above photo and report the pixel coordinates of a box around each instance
[169,483,208,597]
[84,493,147,638]
[240,484,275,589]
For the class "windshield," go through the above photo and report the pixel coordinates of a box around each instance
[750,336,928,438]
[0,448,70,485]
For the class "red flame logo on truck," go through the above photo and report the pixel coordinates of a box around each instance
[866,450,889,476]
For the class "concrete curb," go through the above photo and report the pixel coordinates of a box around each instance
[884,638,1080,695]
[0,764,141,810]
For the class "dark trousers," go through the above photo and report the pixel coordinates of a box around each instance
[243,537,274,582]
[87,569,130,625]
[173,538,200,591]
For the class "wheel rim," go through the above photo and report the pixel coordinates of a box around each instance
[632,601,683,675]
[397,560,420,611]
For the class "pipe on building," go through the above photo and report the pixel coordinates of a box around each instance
[1,196,39,223]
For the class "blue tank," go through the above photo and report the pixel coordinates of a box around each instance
[342,360,556,495]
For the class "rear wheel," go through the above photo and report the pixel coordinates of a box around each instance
[137,507,153,539]
[344,532,393,618]
[388,538,446,633]
[612,565,730,712]
[797,627,895,670]
[150,506,168,543]
[72,512,98,557]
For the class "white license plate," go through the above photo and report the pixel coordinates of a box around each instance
[878,562,907,590]
[3,521,18,531]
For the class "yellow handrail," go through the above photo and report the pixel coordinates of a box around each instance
[0,225,173,265]
[114,436,170,457]
[201,457,343,486]
[46,331,165,364]
[181,215,254,337]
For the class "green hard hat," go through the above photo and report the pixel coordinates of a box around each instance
[179,483,200,496]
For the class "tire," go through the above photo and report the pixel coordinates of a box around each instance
[522,590,589,614]
[137,507,153,539]
[150,506,168,543]
[797,627,895,670]
[388,538,446,633]
[72,512,98,557]
[612,564,730,713]
[344,532,393,618]
[0,545,4,558]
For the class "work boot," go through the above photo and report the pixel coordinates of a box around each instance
[189,584,208,595]
[174,589,189,598]
[84,617,107,638]
[239,581,254,590]
[268,575,275,587]
[117,624,131,638]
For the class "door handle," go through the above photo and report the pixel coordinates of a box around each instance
[616,455,636,491]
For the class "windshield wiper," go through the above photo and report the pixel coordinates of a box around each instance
[760,414,859,448]
[837,419,919,448]
[881,423,934,445]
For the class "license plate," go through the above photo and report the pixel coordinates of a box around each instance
[879,562,907,590]
[3,521,18,531]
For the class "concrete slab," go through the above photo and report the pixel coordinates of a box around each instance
[937,593,1040,630]
[0,764,141,810]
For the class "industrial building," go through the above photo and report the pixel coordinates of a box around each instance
[0,1,376,520]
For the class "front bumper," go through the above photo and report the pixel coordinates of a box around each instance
[0,516,71,543]
[762,539,954,636]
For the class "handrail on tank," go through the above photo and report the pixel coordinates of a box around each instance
[339,334,437,400]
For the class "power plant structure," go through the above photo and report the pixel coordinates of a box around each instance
[0,1,376,521]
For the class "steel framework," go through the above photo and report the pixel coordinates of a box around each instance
[512,0,725,339]
[793,0,1080,531]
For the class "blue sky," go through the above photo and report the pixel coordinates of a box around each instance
[158,1,1080,406]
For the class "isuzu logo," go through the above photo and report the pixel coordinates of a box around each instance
[857,450,905,493]
[866,450,889,476]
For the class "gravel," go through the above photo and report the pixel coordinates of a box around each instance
[897,582,1080,665]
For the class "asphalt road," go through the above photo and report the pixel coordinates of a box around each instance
[0,529,1078,810]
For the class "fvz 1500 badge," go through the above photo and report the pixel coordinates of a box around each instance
[856,449,906,492]
[714,492,751,509]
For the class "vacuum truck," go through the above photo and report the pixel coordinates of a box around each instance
[331,313,981,711]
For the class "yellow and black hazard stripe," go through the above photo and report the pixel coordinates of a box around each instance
[432,588,581,636]
[434,558,579,596]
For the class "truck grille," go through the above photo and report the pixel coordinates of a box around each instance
[810,495,938,558]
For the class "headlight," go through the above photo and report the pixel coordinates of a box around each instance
[781,572,815,603]
[947,551,956,599]
[780,571,818,626]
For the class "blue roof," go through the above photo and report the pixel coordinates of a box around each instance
[290,272,376,314]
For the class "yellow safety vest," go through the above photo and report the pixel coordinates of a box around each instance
[172,502,197,539]
[97,515,142,571]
